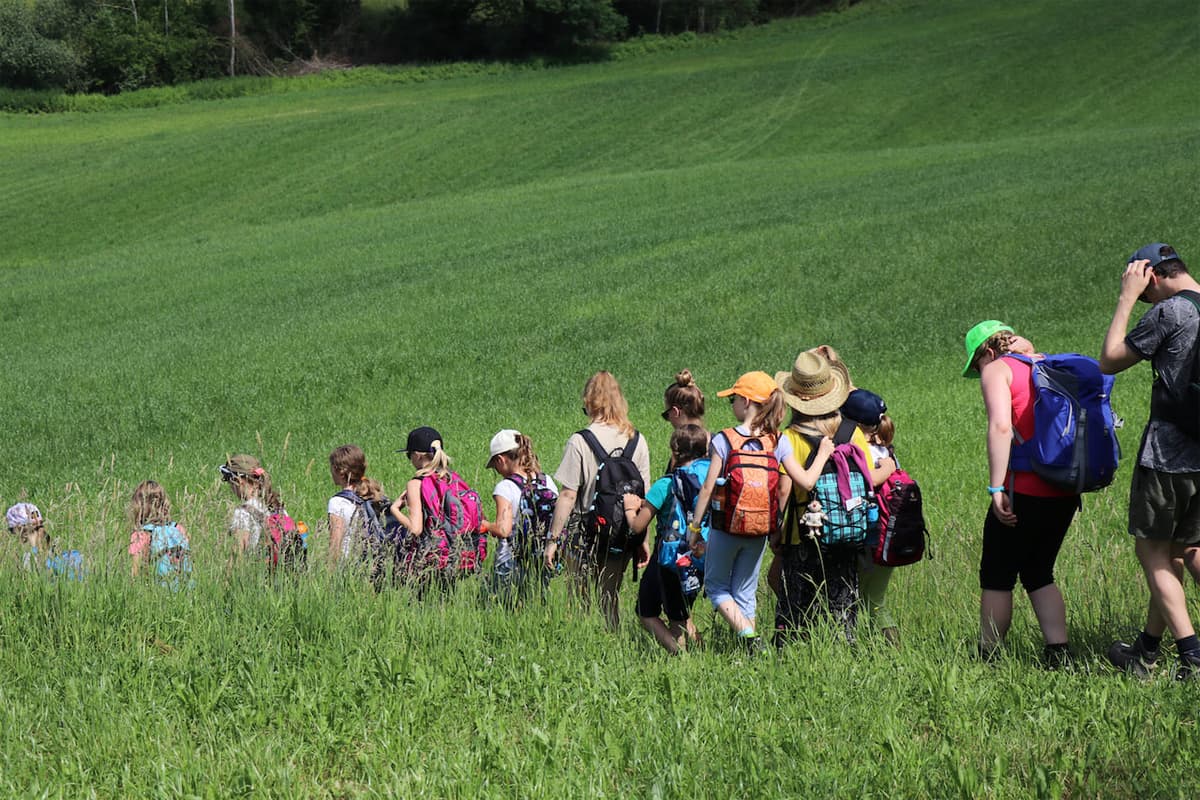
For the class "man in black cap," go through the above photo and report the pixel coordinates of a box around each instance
[1100,242,1200,680]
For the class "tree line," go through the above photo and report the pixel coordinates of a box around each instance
[0,0,855,95]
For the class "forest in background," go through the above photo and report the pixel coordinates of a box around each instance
[0,0,853,94]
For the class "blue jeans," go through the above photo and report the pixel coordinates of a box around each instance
[704,529,767,621]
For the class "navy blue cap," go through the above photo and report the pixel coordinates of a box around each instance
[841,389,887,427]
[1131,242,1183,270]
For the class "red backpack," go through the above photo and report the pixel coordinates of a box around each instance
[873,468,928,566]
[711,429,780,537]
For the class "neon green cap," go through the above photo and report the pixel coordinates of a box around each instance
[962,320,1014,378]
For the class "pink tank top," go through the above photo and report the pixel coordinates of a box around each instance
[1002,356,1073,498]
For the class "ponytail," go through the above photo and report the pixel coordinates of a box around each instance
[514,434,542,475]
[414,440,453,480]
[750,389,786,436]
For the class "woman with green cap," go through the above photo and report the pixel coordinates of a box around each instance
[963,320,1079,667]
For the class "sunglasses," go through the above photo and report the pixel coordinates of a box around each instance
[218,465,241,482]
[661,406,674,421]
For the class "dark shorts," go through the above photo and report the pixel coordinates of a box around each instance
[1128,466,1200,545]
[979,493,1078,593]
[636,561,695,622]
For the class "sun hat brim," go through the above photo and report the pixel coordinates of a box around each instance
[962,321,1014,378]
[775,359,851,415]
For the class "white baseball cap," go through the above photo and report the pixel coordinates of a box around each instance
[488,429,521,465]
[6,503,42,529]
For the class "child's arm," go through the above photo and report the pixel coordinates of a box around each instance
[543,487,578,570]
[772,473,793,552]
[689,450,725,549]
[869,454,897,489]
[491,494,515,539]
[128,529,149,577]
[392,479,424,536]
[780,437,834,492]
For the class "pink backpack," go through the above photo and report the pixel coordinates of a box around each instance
[873,468,928,567]
[419,472,485,573]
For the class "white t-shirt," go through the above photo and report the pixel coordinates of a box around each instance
[492,473,560,566]
[327,491,360,560]
[230,497,267,551]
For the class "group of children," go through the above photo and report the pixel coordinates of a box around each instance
[5,348,916,654]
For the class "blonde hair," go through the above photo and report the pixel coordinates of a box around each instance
[583,371,634,437]
[788,409,842,438]
[664,369,706,420]
[130,480,171,526]
[224,453,283,512]
[749,389,786,436]
[413,440,453,481]
[975,331,1020,369]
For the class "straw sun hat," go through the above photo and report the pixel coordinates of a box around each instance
[775,350,851,415]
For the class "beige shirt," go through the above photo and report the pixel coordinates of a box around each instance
[553,422,652,515]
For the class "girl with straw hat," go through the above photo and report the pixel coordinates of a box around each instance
[772,350,890,644]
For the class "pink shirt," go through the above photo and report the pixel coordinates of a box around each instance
[1003,356,1073,498]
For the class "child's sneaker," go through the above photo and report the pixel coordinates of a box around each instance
[1175,652,1200,682]
[1107,640,1157,679]
[1043,643,1074,671]
[741,634,767,657]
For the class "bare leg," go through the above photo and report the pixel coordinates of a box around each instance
[1028,583,1068,644]
[596,556,628,632]
[980,589,1013,651]
[1136,539,1196,639]
[640,616,681,654]
[716,599,755,634]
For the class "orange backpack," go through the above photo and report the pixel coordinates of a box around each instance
[711,429,780,537]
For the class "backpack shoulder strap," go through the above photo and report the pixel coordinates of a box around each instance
[505,473,526,491]
[833,417,858,446]
[334,488,362,505]
[620,431,641,460]
[577,428,611,466]
[721,427,748,451]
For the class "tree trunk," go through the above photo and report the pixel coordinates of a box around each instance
[228,0,236,76]
[130,0,138,24]
[655,0,663,33]
[163,0,169,35]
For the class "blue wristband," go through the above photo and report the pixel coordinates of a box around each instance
[987,486,1005,495]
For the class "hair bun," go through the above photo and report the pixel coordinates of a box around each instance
[675,369,694,387]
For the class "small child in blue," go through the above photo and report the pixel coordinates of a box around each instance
[6,502,84,580]
[624,424,711,655]
[128,480,192,591]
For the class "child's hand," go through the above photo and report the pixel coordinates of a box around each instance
[817,436,835,459]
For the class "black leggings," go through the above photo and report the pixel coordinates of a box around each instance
[979,493,1079,593]
[774,538,859,644]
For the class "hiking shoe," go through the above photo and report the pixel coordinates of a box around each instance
[1043,644,1074,671]
[1175,653,1200,682]
[1107,640,1157,679]
[741,634,767,657]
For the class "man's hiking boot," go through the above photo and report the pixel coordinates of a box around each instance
[1175,652,1200,682]
[1043,643,1074,671]
[1107,640,1157,679]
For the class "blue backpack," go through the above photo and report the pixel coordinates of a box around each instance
[1007,354,1121,493]
[655,459,710,589]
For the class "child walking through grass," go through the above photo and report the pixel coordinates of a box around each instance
[486,429,559,606]
[128,481,192,590]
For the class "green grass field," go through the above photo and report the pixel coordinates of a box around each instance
[2,0,1200,795]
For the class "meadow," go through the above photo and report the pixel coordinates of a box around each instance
[1,0,1200,795]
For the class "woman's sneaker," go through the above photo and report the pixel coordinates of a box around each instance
[1107,640,1157,679]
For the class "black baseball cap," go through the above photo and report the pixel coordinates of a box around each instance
[1130,242,1183,270]
[397,426,442,454]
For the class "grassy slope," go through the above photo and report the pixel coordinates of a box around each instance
[2,0,1200,796]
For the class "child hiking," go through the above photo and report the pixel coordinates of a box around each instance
[390,427,485,595]
[690,369,829,653]
[486,429,559,606]
[6,502,84,580]
[660,370,709,469]
[128,480,192,591]
[220,454,306,574]
[773,353,894,646]
[326,445,393,588]
[840,390,903,645]
[544,371,652,632]
[625,424,711,655]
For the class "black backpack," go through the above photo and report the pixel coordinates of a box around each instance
[506,472,557,561]
[578,429,646,557]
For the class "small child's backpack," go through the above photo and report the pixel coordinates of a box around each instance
[578,430,646,557]
[798,421,875,548]
[873,468,928,566]
[506,472,557,561]
[335,490,389,543]
[420,472,485,573]
[711,429,779,537]
[147,522,192,590]
[264,509,307,572]
[1006,354,1121,493]
[656,459,710,593]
